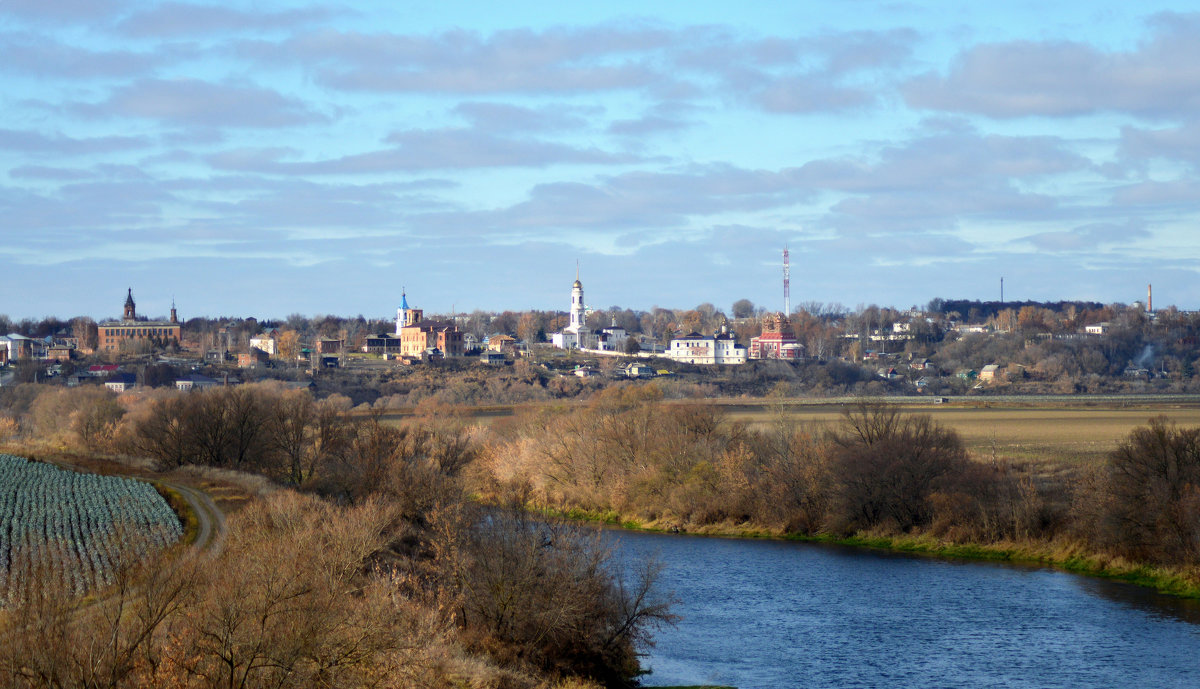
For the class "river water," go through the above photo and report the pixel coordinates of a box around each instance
[608,530,1200,689]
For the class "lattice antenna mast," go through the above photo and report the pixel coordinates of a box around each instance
[783,246,791,316]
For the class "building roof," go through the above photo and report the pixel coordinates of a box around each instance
[177,373,218,385]
[405,319,457,331]
[98,318,180,327]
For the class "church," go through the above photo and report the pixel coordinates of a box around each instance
[98,289,181,352]
[551,275,593,350]
[550,273,629,352]
[395,291,464,357]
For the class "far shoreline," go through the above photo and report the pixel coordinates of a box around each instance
[531,505,1200,600]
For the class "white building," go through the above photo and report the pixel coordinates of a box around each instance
[667,326,747,365]
[550,272,632,353]
[249,334,277,356]
[395,291,421,335]
[594,319,629,353]
[552,274,599,350]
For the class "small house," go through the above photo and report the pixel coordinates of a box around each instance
[479,351,507,365]
[175,374,220,391]
[104,372,137,393]
[487,335,517,352]
[238,347,271,368]
[624,362,655,378]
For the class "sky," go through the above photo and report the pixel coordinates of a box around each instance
[4,1,1200,322]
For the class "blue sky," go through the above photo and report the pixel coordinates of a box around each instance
[3,1,1200,321]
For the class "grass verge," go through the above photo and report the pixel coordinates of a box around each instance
[789,532,1200,598]
[154,482,200,547]
[530,504,1200,599]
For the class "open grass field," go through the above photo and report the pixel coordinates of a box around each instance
[722,399,1200,469]
[379,394,1200,469]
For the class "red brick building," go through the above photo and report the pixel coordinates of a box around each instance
[400,319,465,357]
[316,338,344,354]
[749,313,803,360]
[238,348,271,368]
[98,289,181,352]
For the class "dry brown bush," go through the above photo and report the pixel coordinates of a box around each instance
[823,403,973,534]
[422,504,675,687]
[1091,418,1200,564]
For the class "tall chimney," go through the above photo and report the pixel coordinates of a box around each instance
[1147,284,1152,313]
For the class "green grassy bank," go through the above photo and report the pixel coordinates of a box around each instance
[532,506,1200,599]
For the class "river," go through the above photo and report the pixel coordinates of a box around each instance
[609,530,1200,689]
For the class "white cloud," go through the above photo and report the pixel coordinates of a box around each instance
[75,78,328,129]
[902,13,1200,119]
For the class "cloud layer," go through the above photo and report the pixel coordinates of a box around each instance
[1,3,1198,319]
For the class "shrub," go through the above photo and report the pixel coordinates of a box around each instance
[826,402,972,533]
[1095,418,1200,564]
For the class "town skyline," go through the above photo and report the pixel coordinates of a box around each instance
[5,2,1200,319]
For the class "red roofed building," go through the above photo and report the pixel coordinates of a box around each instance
[750,313,803,360]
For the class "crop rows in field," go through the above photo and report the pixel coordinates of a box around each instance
[0,454,182,603]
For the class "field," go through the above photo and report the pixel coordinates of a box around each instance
[0,454,183,603]
[719,399,1200,468]
[379,395,1200,469]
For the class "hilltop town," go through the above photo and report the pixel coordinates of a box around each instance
[3,275,1197,408]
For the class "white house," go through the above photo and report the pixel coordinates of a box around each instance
[249,334,278,356]
[175,374,220,391]
[104,372,137,393]
[666,326,746,365]
[594,320,629,353]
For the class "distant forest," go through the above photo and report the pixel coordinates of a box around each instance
[928,299,1107,321]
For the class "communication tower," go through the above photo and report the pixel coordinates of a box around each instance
[783,246,791,316]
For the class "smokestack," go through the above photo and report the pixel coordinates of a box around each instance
[1148,284,1153,313]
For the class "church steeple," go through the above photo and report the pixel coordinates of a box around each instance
[569,270,585,331]
[396,288,422,336]
[123,288,136,321]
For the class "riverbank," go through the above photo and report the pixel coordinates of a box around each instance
[533,506,1200,599]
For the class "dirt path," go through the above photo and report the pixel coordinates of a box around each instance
[160,479,226,555]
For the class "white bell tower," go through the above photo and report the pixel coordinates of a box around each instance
[569,266,584,332]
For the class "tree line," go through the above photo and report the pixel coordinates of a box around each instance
[477,388,1200,572]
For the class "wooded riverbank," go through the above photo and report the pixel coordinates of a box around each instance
[528,504,1200,599]
[473,388,1200,601]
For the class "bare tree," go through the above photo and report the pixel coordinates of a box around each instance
[828,402,971,532]
[1097,418,1200,563]
[426,505,676,685]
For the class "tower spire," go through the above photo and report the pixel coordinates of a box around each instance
[123,287,136,321]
